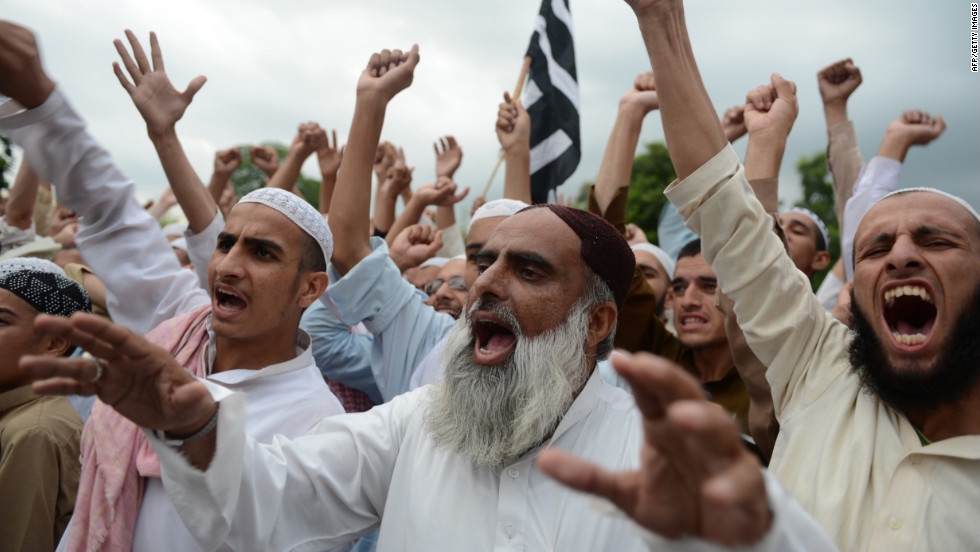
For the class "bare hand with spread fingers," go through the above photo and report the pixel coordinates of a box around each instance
[538,352,772,547]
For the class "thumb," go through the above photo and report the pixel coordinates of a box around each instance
[182,75,207,102]
[932,114,947,136]
[404,44,421,71]
[427,230,444,254]
[770,72,796,100]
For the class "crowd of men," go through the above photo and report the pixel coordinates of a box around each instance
[0,0,976,550]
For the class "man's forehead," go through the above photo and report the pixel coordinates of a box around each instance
[437,259,466,278]
[780,211,814,231]
[858,192,980,243]
[0,287,36,316]
[466,216,507,247]
[488,209,581,252]
[225,203,301,240]
[674,253,715,278]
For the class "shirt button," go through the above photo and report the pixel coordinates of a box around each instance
[909,454,923,464]
[505,524,514,539]
[888,516,903,531]
[509,468,519,478]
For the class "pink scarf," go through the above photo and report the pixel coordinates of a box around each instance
[68,304,212,551]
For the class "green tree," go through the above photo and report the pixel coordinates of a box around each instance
[794,150,839,290]
[0,132,13,191]
[229,143,321,210]
[624,141,676,245]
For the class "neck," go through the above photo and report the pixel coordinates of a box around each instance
[692,342,734,383]
[212,329,300,373]
[906,385,980,442]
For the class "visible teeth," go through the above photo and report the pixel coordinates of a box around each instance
[884,286,933,306]
[479,347,490,354]
[892,331,926,345]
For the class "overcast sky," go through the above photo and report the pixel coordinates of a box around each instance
[5,0,978,221]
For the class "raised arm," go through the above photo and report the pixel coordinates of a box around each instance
[593,72,660,216]
[495,92,532,203]
[384,177,468,249]
[817,58,863,227]
[208,147,242,206]
[373,148,412,236]
[433,135,463,231]
[742,73,798,200]
[113,30,217,234]
[329,46,420,275]
[4,160,41,230]
[316,129,343,215]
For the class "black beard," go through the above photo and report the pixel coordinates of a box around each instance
[848,282,980,418]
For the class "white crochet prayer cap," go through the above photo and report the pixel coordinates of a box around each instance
[878,187,980,224]
[450,254,467,262]
[0,257,67,278]
[170,237,188,252]
[468,199,530,232]
[785,207,830,250]
[630,243,675,280]
[419,256,450,270]
[0,257,91,316]
[236,188,333,267]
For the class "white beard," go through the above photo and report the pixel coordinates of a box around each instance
[424,297,592,468]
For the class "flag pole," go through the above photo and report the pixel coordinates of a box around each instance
[482,56,532,198]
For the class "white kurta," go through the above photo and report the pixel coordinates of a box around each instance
[146,370,836,552]
[666,145,980,551]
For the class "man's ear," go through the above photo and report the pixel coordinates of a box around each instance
[810,250,831,273]
[297,272,330,308]
[42,333,71,357]
[586,301,618,352]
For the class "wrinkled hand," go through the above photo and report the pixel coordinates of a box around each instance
[0,21,56,109]
[434,135,463,179]
[625,223,650,245]
[113,30,206,138]
[885,109,946,147]
[389,224,444,271]
[317,129,344,178]
[415,177,470,207]
[496,91,531,154]
[213,148,242,177]
[721,105,746,143]
[469,195,487,218]
[356,46,420,102]
[620,71,659,113]
[538,352,771,546]
[817,58,861,106]
[21,312,216,435]
[250,145,280,177]
[743,73,798,141]
[290,122,327,159]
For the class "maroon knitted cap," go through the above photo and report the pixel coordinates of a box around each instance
[518,204,635,310]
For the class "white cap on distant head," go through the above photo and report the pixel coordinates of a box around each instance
[786,207,830,250]
[419,256,450,270]
[237,188,333,267]
[161,222,188,239]
[630,243,675,279]
[468,199,530,232]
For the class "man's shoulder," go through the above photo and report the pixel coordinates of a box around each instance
[0,394,82,448]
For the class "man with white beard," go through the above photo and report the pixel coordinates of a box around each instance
[19,38,838,551]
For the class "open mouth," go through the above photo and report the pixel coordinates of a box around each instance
[214,285,247,316]
[472,313,518,365]
[678,313,708,329]
[882,284,937,347]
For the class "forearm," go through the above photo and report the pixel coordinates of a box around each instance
[373,191,399,235]
[208,170,232,206]
[634,5,726,179]
[821,99,848,129]
[744,133,786,184]
[594,104,645,214]
[5,160,41,229]
[329,94,387,274]
[502,148,532,203]
[318,174,336,215]
[385,195,427,248]
[149,130,218,234]
[826,120,862,227]
[434,204,455,230]
[876,129,912,162]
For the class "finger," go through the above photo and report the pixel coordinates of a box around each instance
[31,375,99,397]
[125,29,151,75]
[404,44,420,72]
[745,88,764,111]
[20,354,102,385]
[331,129,338,150]
[447,135,457,149]
[390,49,403,72]
[65,312,155,359]
[181,75,206,103]
[538,448,639,513]
[932,114,946,136]
[377,49,391,76]
[613,352,704,420]
[32,313,121,360]
[771,73,796,101]
[668,400,746,463]
[367,52,381,77]
[112,61,136,95]
[149,31,164,72]
[113,37,142,84]
[452,186,470,203]
[503,91,512,104]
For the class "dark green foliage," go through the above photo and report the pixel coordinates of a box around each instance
[624,142,676,246]
[0,133,13,191]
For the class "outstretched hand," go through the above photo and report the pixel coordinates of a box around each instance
[415,177,470,207]
[20,312,216,435]
[538,352,771,546]
[434,135,463,179]
[317,129,344,178]
[113,30,206,138]
[356,45,420,103]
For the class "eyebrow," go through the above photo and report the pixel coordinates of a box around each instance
[473,249,557,275]
[217,232,285,255]
[911,225,963,240]
[671,275,716,286]
[0,307,19,318]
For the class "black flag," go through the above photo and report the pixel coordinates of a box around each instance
[524,0,580,204]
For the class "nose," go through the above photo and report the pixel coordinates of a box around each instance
[213,244,246,281]
[468,260,507,305]
[678,285,701,310]
[884,235,923,275]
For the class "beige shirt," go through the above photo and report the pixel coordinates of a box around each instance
[666,145,980,552]
[0,386,82,552]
